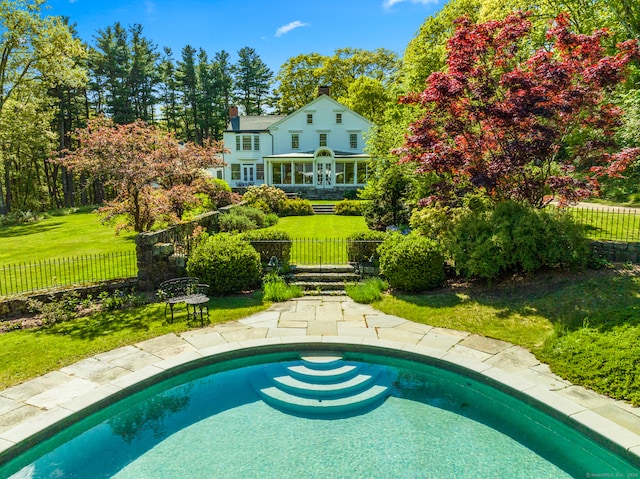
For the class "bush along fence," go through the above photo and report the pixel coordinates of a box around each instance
[0,251,137,297]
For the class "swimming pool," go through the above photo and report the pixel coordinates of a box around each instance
[1,348,638,478]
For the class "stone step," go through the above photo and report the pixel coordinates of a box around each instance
[259,384,389,416]
[290,272,359,282]
[290,281,347,291]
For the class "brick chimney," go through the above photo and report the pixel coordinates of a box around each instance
[318,85,330,97]
[229,105,239,118]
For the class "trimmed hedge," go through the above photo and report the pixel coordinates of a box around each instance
[239,229,292,265]
[378,233,445,291]
[280,198,314,216]
[186,233,261,294]
[335,200,365,216]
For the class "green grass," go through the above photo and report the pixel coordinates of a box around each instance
[0,210,136,264]
[0,295,268,389]
[372,266,640,405]
[267,215,368,239]
[345,277,388,303]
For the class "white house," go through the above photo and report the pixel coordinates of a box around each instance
[218,88,374,197]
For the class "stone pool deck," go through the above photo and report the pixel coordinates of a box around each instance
[1,296,640,464]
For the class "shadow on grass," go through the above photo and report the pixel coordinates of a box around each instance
[390,267,640,333]
[42,294,265,341]
[0,221,65,238]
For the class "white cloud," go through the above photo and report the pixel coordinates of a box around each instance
[145,0,156,15]
[275,21,309,38]
[383,0,437,9]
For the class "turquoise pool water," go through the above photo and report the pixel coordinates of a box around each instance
[1,351,638,478]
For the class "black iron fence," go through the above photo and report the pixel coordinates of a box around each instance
[568,206,640,242]
[247,239,384,266]
[0,251,137,297]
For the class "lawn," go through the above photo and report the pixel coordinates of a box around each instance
[0,210,136,264]
[0,295,267,389]
[372,265,640,405]
[266,215,368,239]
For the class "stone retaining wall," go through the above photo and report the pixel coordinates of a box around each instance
[592,240,640,264]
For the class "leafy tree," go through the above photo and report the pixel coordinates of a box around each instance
[0,0,85,214]
[395,12,640,208]
[338,76,393,124]
[58,117,225,232]
[273,53,325,113]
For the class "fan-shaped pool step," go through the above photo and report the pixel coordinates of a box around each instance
[299,354,344,370]
[272,373,375,398]
[259,384,389,416]
[286,364,358,383]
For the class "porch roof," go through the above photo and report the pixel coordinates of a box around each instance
[264,151,370,159]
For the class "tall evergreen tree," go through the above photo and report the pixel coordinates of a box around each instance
[232,47,273,115]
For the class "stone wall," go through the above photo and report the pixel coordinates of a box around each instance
[592,240,640,264]
[136,211,219,291]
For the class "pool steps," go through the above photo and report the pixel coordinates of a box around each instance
[256,354,391,416]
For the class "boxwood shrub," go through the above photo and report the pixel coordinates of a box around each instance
[335,200,365,216]
[186,233,261,294]
[239,229,292,265]
[280,198,314,216]
[378,233,445,291]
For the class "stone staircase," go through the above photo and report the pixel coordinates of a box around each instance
[255,354,391,417]
[311,203,335,215]
[287,264,358,295]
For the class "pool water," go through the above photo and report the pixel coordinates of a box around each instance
[2,351,638,478]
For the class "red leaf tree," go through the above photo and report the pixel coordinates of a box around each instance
[59,117,225,232]
[395,11,640,208]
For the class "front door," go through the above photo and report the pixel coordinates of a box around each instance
[243,165,255,185]
[316,162,332,188]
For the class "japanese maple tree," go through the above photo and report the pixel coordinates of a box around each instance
[59,117,224,232]
[395,11,640,207]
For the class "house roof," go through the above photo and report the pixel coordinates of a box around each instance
[265,151,370,159]
[226,115,286,132]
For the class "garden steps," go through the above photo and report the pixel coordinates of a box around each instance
[255,354,391,417]
[287,264,358,295]
[311,204,336,214]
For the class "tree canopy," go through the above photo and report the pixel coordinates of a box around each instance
[395,12,640,208]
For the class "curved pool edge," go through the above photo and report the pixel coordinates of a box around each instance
[1,333,640,468]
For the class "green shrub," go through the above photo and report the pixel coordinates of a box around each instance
[335,200,365,216]
[378,234,445,291]
[447,201,590,280]
[239,229,292,265]
[262,273,303,302]
[280,198,314,216]
[345,277,388,303]
[186,233,261,294]
[346,231,386,263]
[243,185,288,214]
[217,213,257,233]
[230,206,269,227]
[195,177,236,209]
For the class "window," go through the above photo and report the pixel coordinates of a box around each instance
[336,113,342,124]
[256,164,264,181]
[216,170,223,180]
[235,135,241,151]
[306,113,313,124]
[294,162,313,185]
[319,133,327,147]
[254,135,260,150]
[231,164,241,180]
[335,162,355,185]
[350,133,358,149]
[272,163,282,183]
[242,135,252,151]
[291,133,300,149]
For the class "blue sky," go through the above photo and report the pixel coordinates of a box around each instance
[47,0,445,74]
